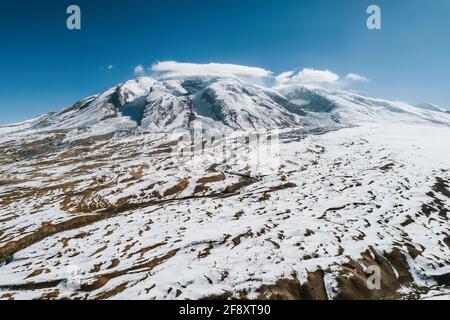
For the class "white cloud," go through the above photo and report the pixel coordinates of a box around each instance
[293,68,340,84]
[150,61,272,83]
[346,73,370,82]
[274,68,370,89]
[274,68,340,88]
[274,71,295,85]
[134,64,145,75]
[132,60,369,90]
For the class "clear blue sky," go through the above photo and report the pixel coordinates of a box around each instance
[1,0,449,124]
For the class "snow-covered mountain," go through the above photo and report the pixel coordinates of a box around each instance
[1,77,309,135]
[2,76,450,140]
[1,73,450,300]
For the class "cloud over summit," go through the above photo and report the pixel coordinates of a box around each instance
[133,61,369,90]
[275,68,340,86]
[151,61,273,83]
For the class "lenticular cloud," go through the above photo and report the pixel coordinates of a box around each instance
[151,61,273,83]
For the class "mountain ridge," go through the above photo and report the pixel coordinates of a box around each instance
[2,76,450,139]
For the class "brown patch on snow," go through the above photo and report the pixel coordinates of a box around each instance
[197,173,226,184]
[26,268,51,279]
[231,230,254,247]
[163,179,189,197]
[257,270,327,300]
[233,210,244,220]
[223,177,254,194]
[202,247,430,300]
[334,247,414,300]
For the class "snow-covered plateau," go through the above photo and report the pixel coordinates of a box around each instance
[0,75,449,300]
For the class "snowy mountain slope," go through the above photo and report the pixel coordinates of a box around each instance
[2,76,450,142]
[327,91,450,125]
[8,78,157,137]
[139,80,195,131]
[277,84,450,126]
[0,77,310,137]
[191,78,304,130]
[416,103,447,113]
[0,123,448,300]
